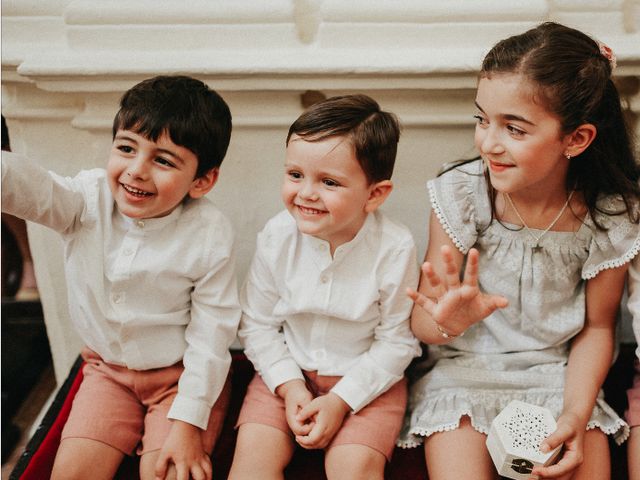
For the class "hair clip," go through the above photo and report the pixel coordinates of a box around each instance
[598,42,617,70]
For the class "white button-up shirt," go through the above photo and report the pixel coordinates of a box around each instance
[239,210,421,412]
[1,152,241,429]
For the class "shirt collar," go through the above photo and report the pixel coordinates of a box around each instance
[303,212,376,258]
[117,203,184,232]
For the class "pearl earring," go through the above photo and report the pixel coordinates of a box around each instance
[565,153,571,161]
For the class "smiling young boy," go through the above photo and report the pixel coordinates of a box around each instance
[1,76,241,480]
[228,95,421,480]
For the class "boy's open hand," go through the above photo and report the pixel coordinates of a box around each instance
[154,420,211,480]
[408,246,508,337]
[277,379,314,436]
[294,392,350,450]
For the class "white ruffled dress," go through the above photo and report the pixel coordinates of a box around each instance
[399,160,639,448]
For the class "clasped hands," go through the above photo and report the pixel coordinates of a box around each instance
[276,379,350,450]
[407,246,508,338]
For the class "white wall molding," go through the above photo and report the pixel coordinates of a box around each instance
[3,1,639,382]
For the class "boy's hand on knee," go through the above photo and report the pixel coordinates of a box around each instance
[532,412,584,479]
[277,379,314,436]
[154,420,212,480]
[294,392,350,450]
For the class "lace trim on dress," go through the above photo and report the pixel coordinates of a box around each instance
[587,418,629,444]
[582,233,640,280]
[397,410,479,448]
[397,389,629,448]
[398,415,629,449]
[428,182,466,254]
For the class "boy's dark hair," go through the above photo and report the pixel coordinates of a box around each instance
[286,94,401,184]
[480,22,640,227]
[112,75,232,178]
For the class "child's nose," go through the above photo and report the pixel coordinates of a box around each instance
[479,127,505,155]
[298,180,318,200]
[126,156,149,180]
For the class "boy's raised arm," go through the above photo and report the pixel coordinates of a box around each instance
[2,152,85,233]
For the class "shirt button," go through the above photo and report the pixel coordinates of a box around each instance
[320,275,328,283]
[136,220,145,228]
[314,350,327,361]
[113,293,124,304]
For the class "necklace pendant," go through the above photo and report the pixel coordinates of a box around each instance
[532,244,543,253]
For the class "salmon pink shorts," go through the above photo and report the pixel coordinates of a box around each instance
[61,348,231,456]
[627,360,640,427]
[236,371,407,461]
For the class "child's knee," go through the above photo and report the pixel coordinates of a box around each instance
[325,444,386,480]
[51,454,82,480]
[229,423,294,479]
[52,438,123,480]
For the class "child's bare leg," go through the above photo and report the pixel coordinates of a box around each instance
[570,428,610,480]
[424,415,497,480]
[629,427,640,480]
[325,444,386,480]
[140,453,172,480]
[228,423,295,480]
[51,438,124,480]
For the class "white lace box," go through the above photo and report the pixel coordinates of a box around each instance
[486,400,563,480]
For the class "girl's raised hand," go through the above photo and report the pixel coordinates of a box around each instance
[408,246,508,338]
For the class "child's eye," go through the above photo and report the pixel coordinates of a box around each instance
[287,171,302,179]
[323,178,340,187]
[507,125,526,137]
[473,114,487,126]
[117,145,134,154]
[155,157,176,168]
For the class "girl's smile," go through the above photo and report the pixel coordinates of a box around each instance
[487,160,515,173]
[474,73,573,201]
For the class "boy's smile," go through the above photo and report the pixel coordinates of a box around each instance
[282,135,377,254]
[107,129,215,219]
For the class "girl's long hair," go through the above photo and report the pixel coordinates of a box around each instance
[465,22,640,228]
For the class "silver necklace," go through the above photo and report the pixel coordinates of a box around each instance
[504,190,574,252]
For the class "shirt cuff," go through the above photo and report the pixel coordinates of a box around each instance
[330,377,375,413]
[261,358,305,394]
[167,394,211,430]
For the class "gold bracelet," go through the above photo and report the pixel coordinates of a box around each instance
[434,322,464,339]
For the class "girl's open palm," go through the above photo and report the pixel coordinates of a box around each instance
[408,246,508,337]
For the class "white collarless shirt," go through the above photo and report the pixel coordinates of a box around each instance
[239,210,421,412]
[1,152,241,429]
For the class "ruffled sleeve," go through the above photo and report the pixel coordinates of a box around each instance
[427,160,487,254]
[581,195,640,280]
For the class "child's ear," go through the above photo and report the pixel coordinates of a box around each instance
[364,180,393,213]
[188,168,219,199]
[565,123,597,158]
